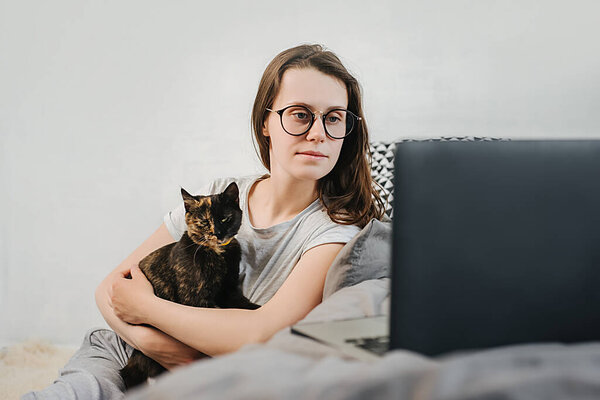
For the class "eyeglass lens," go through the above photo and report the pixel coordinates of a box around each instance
[281,106,355,138]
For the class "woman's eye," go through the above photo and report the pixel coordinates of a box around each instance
[327,116,341,123]
[293,112,309,120]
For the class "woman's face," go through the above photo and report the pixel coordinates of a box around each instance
[263,68,348,183]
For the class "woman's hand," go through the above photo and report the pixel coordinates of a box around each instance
[109,265,155,325]
[138,328,208,370]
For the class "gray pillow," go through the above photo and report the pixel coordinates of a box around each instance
[322,218,392,299]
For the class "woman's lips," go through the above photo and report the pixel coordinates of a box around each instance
[297,151,327,159]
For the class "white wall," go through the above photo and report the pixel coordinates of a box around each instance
[1,0,599,346]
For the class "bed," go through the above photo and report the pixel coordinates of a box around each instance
[126,139,600,399]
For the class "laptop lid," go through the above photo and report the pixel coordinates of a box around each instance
[390,140,600,357]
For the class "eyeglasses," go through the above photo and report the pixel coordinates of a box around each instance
[266,105,361,139]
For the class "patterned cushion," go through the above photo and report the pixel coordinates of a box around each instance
[369,136,507,218]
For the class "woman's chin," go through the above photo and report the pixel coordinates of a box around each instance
[290,165,336,182]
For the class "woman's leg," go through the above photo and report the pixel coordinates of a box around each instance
[22,328,134,400]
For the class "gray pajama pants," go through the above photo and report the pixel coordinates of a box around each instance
[22,328,135,400]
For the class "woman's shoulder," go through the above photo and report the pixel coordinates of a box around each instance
[303,200,362,236]
[206,174,266,194]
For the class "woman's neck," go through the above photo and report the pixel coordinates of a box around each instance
[248,175,318,229]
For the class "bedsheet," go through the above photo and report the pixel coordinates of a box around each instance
[126,278,600,400]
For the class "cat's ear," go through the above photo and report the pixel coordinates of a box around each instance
[181,188,196,211]
[223,182,239,204]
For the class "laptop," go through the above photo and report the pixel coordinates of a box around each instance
[291,139,600,360]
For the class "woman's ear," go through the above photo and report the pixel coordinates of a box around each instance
[262,123,270,137]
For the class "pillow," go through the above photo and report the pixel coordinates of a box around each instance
[322,218,392,300]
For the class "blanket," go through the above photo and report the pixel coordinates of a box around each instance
[126,278,600,400]
[125,220,600,399]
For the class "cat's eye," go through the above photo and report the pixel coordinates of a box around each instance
[221,216,231,223]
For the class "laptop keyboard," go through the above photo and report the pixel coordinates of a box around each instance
[344,335,389,356]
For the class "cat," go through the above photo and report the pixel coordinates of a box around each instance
[120,182,259,389]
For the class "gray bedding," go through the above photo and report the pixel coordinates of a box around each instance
[126,279,600,400]
[126,220,600,399]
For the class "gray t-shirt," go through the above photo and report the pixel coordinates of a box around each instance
[163,175,361,305]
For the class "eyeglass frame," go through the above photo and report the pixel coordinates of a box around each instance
[265,105,362,139]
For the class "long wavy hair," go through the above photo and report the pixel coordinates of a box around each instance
[251,44,385,228]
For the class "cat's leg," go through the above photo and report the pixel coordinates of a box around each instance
[219,245,260,310]
[21,328,133,400]
[217,283,260,310]
[120,349,166,389]
[230,290,260,309]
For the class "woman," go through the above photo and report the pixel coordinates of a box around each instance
[24,43,385,400]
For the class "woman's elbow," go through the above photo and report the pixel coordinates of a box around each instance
[94,281,105,307]
[94,276,113,312]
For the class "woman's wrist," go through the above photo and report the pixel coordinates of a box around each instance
[143,295,163,328]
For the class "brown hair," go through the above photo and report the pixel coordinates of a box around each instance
[251,44,385,228]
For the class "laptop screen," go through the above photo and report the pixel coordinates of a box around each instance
[390,140,600,356]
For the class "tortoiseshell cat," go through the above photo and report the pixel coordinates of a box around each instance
[120,182,259,389]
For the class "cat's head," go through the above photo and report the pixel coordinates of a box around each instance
[181,182,242,247]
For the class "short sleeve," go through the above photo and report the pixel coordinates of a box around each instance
[303,223,361,255]
[163,181,214,241]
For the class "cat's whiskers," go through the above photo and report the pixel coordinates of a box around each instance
[184,233,211,249]
[182,242,198,251]
[193,244,202,268]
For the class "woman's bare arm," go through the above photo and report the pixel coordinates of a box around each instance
[95,223,203,368]
[111,242,345,357]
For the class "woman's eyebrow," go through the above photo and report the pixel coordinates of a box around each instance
[285,101,348,111]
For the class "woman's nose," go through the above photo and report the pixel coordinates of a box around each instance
[305,115,327,142]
